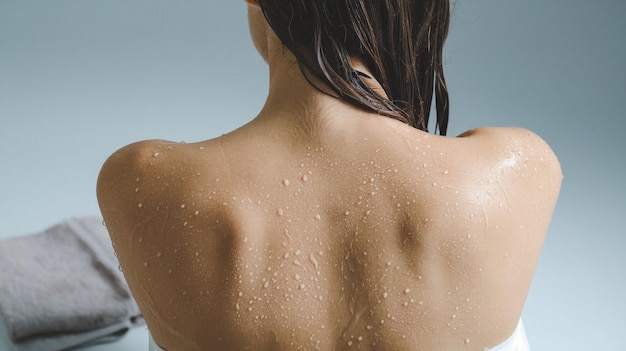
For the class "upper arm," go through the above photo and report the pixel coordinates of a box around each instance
[96,140,169,248]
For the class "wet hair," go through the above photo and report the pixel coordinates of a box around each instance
[257,0,450,135]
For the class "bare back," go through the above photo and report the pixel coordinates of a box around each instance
[97,113,561,350]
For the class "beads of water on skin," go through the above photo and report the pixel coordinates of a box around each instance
[277,208,284,216]
[302,174,308,182]
[464,338,471,344]
[137,203,143,208]
[314,214,321,221]
[404,288,411,294]
[383,292,388,299]
[309,253,319,269]
[282,179,290,187]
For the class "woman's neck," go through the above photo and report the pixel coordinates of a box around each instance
[255,36,388,137]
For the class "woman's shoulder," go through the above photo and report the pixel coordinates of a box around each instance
[96,139,224,231]
[98,139,221,184]
[455,126,562,183]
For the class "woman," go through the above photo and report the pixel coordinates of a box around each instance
[97,0,562,350]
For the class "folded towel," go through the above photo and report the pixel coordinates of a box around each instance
[0,216,143,351]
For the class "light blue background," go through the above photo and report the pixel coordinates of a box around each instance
[1,0,624,350]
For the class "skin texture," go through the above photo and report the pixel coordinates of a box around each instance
[97,3,562,350]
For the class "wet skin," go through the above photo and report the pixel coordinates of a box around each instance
[96,3,562,350]
[98,115,560,350]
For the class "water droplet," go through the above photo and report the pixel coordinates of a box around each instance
[284,253,290,259]
[156,252,162,258]
[345,211,350,216]
[402,301,408,306]
[302,174,308,182]
[314,214,321,221]
[152,152,159,157]
[263,281,270,289]
[293,259,305,270]
[294,273,300,280]
[383,292,388,299]
[347,341,353,346]
[135,187,140,193]
[298,283,306,290]
[309,253,319,269]
[404,288,411,294]
[238,291,243,297]
[180,204,186,208]
[143,261,148,267]
[195,210,200,215]
[138,237,144,243]
[282,179,290,186]
[366,325,373,330]
[464,338,470,344]
[137,203,143,208]
[277,208,284,216]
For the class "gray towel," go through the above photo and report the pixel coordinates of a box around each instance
[0,217,143,351]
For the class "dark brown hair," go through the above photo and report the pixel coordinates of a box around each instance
[257,0,450,135]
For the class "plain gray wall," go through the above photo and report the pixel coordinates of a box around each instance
[1,1,624,350]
